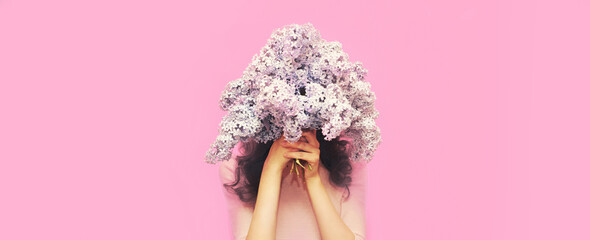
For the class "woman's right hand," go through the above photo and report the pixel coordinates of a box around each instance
[247,135,294,240]
[263,135,295,174]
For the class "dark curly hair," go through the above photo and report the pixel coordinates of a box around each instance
[224,129,353,207]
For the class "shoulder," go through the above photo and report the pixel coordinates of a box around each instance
[339,160,368,237]
[341,160,368,201]
[218,151,239,185]
[219,142,245,182]
[349,160,368,185]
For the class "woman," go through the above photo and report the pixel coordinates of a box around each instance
[208,23,379,240]
[219,129,367,240]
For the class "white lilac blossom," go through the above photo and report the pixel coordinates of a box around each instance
[205,23,381,164]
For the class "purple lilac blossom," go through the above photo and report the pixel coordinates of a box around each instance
[206,23,381,164]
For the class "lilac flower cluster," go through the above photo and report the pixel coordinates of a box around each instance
[205,23,381,164]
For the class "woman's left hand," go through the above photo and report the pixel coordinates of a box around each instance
[281,129,321,181]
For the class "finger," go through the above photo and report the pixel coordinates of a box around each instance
[283,151,319,164]
[281,140,318,153]
[301,130,320,148]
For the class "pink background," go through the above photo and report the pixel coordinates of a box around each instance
[1,0,589,239]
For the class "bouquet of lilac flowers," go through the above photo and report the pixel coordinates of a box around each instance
[205,23,381,164]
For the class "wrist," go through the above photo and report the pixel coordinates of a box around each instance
[305,175,322,187]
[263,158,285,175]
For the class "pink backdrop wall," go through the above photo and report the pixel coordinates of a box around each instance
[1,0,589,239]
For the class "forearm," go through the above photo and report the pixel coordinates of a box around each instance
[246,164,282,240]
[306,177,355,240]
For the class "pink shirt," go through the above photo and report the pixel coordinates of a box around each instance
[218,153,367,240]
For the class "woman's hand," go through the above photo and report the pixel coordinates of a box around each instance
[282,129,321,181]
[263,135,298,174]
[247,135,295,240]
